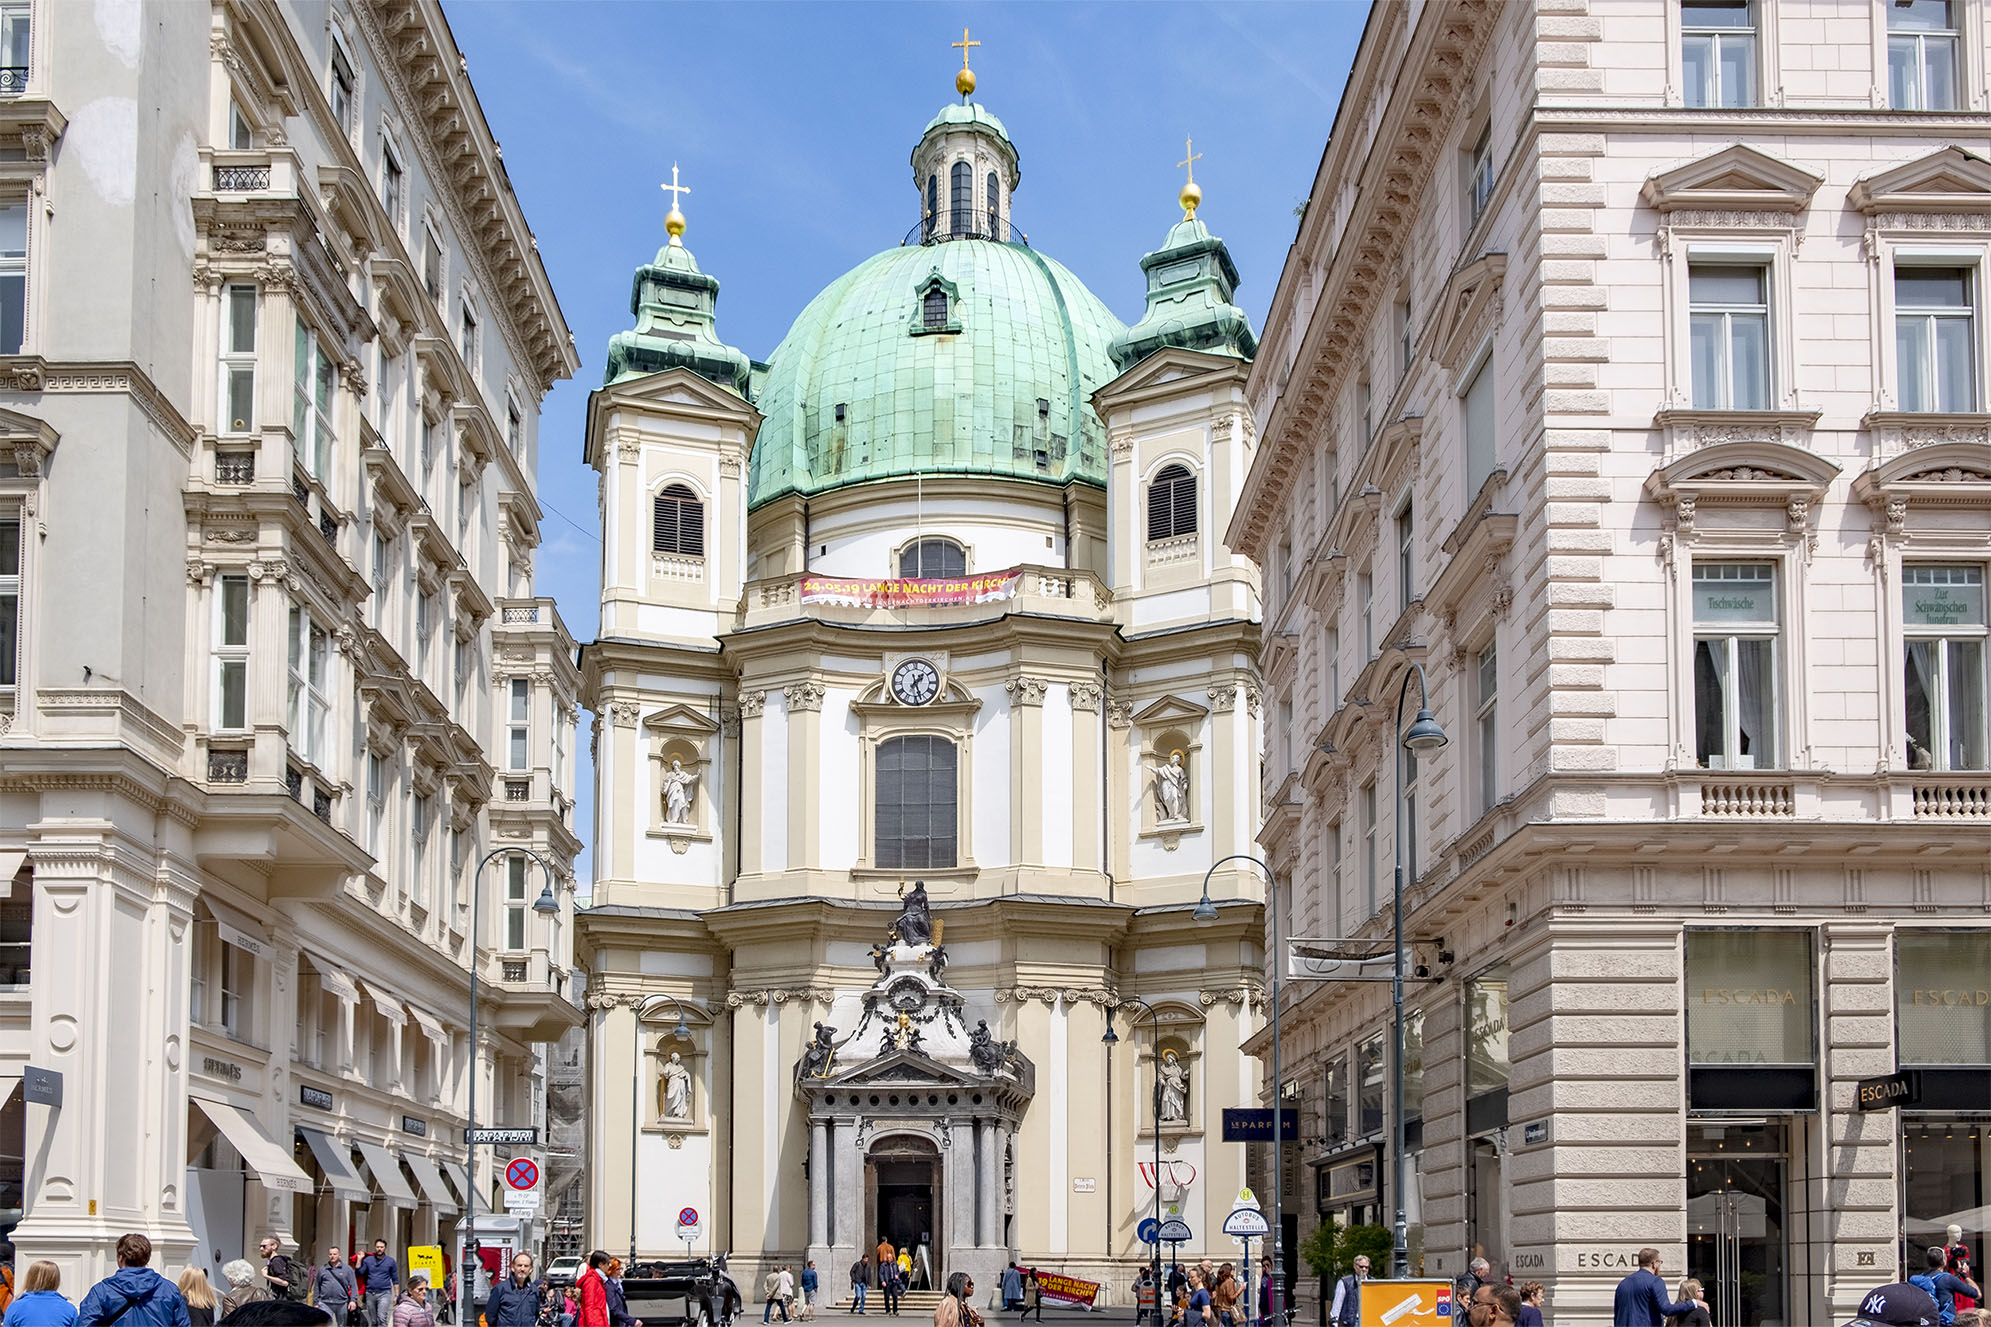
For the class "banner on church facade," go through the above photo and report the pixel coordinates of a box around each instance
[1020,1270,1100,1307]
[798,567,1024,608]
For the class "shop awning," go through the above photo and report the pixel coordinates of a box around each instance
[354,1138,418,1208]
[0,851,26,894]
[358,981,406,1025]
[441,1160,472,1206]
[303,952,360,1003]
[403,1152,459,1215]
[192,1097,312,1195]
[406,1005,447,1044]
[296,1126,370,1202]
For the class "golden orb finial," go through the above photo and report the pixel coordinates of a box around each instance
[1177,136,1204,219]
[660,164,692,246]
[952,26,980,100]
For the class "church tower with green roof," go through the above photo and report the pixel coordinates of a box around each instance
[579,45,1268,1295]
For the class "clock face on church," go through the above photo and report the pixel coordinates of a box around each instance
[891,659,941,706]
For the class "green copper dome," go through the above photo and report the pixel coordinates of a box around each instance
[747,238,1127,508]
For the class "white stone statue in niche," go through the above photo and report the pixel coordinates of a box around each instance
[660,1050,693,1120]
[1154,751,1190,824]
[1157,1048,1189,1123]
[661,758,699,826]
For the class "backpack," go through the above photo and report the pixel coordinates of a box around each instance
[279,1257,312,1302]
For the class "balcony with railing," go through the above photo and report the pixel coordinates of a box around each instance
[205,149,297,198]
[901,213,1028,248]
[741,563,1112,632]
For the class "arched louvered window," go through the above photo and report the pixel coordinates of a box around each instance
[950,161,972,237]
[925,175,938,240]
[876,734,957,869]
[1147,463,1198,541]
[652,483,705,556]
[922,286,950,331]
[986,171,1000,237]
[899,538,966,578]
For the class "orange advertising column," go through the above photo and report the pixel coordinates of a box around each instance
[1356,1279,1456,1327]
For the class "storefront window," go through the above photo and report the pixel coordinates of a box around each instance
[1685,929,1813,1065]
[1897,930,1991,1065]
[1467,967,1510,1097]
[1903,1121,1988,1272]
[1358,1035,1385,1137]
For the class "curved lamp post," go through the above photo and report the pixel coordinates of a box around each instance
[1102,994,1163,1310]
[463,848,560,1327]
[1391,666,1447,1279]
[1195,854,1278,1325]
[630,993,693,1267]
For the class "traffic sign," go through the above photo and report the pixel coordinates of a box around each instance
[1233,1187,1261,1211]
[677,1207,700,1229]
[1222,1208,1270,1237]
[1137,1218,1160,1245]
[466,1127,539,1145]
[1156,1218,1192,1244]
[505,1158,540,1191]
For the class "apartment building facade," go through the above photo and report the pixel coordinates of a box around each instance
[0,0,581,1282]
[1234,3,1991,1323]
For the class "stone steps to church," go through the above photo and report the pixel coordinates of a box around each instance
[830,1291,947,1311]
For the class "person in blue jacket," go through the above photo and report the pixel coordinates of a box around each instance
[5,1261,77,1327]
[1611,1249,1695,1327]
[76,1235,191,1327]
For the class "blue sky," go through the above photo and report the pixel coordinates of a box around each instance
[446,1,1369,886]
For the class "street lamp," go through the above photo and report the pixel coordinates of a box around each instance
[1197,854,1279,1326]
[1391,666,1447,1280]
[1102,995,1163,1312]
[630,993,693,1268]
[462,847,560,1327]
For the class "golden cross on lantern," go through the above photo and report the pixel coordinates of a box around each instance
[660,163,691,243]
[1177,136,1204,220]
[1178,136,1202,185]
[952,27,981,97]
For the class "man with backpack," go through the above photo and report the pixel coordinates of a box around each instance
[1911,1246,1983,1327]
[260,1238,310,1305]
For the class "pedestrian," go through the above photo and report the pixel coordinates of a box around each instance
[178,1272,216,1327]
[258,1241,301,1305]
[6,1262,75,1327]
[575,1255,611,1327]
[874,1244,894,1285]
[391,1279,434,1327]
[604,1261,640,1327]
[999,1267,1021,1316]
[1846,1283,1943,1327]
[849,1259,870,1316]
[1210,1266,1238,1327]
[1516,1283,1545,1327]
[1912,1246,1983,1326]
[776,1269,794,1324]
[1611,1249,1695,1327]
[759,1271,783,1327]
[313,1252,359,1327]
[1018,1276,1040,1325]
[1465,1285,1520,1327]
[483,1255,539,1327]
[1328,1256,1369,1327]
[1670,1279,1711,1327]
[879,1257,901,1319]
[77,1235,192,1327]
[356,1244,399,1327]
[220,1265,270,1319]
[798,1264,817,1322]
[931,1275,977,1327]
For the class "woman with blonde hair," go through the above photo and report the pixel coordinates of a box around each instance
[1672,1278,1711,1327]
[177,1268,217,1327]
[3,1262,75,1327]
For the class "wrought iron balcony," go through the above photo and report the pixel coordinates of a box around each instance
[216,451,255,485]
[0,66,27,96]
[901,212,1028,248]
[213,165,272,192]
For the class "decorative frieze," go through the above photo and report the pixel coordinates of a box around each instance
[725,987,835,1008]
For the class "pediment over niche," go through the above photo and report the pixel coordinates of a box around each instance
[1130,693,1210,729]
[1853,441,1991,529]
[1430,253,1507,372]
[641,703,721,736]
[1849,146,1991,216]
[1640,144,1823,214]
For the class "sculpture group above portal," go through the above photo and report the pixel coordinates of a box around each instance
[890,879,934,947]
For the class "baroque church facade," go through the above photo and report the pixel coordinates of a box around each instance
[577,64,1269,1295]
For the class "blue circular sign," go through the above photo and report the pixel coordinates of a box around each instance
[1137,1218,1161,1245]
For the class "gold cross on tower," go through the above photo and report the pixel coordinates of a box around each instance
[1177,136,1204,220]
[952,26,981,97]
[660,163,691,244]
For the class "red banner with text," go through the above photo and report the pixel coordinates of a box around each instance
[798,568,1024,609]
[1021,1269,1101,1307]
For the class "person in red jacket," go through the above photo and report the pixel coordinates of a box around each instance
[575,1253,612,1327]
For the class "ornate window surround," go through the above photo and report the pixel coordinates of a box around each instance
[1661,0,1788,108]
[849,678,981,879]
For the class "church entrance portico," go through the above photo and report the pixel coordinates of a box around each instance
[868,1134,941,1287]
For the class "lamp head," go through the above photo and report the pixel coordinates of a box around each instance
[1101,1017,1120,1046]
[1192,896,1220,923]
[532,881,560,914]
[673,1016,692,1040]
[1402,708,1448,753]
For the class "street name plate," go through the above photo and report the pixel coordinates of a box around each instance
[465,1127,539,1145]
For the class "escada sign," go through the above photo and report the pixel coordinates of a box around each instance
[1857,1070,1920,1112]
[1697,987,1798,1005]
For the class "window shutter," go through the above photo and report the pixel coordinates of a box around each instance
[1148,465,1197,540]
[652,485,705,556]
